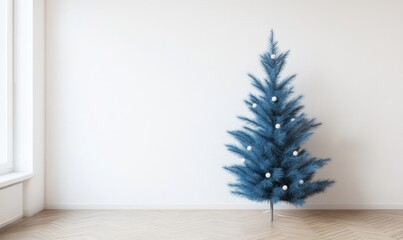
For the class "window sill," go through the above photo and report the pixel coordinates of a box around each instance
[0,172,33,189]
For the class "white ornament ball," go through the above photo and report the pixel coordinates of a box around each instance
[252,103,257,108]
[241,158,246,163]
[282,185,288,191]
[293,150,299,156]
[290,118,295,122]
[270,54,276,59]
[271,96,277,102]
[275,123,281,129]
[299,179,304,185]
[265,172,271,178]
[247,146,252,151]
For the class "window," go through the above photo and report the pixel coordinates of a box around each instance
[0,0,12,175]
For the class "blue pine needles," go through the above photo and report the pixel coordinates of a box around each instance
[224,31,334,207]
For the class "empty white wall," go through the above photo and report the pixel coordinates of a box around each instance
[23,0,45,216]
[46,0,403,209]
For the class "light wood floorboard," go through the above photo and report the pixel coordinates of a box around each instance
[0,210,403,239]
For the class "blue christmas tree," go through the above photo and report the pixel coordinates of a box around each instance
[224,31,334,221]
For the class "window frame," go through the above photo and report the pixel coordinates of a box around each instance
[0,0,42,189]
[0,0,13,175]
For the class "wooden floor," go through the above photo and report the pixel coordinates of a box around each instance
[0,210,402,240]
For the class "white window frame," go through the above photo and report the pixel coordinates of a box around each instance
[0,0,44,189]
[0,0,13,175]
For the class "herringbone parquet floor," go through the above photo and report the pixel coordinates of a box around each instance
[0,210,402,240]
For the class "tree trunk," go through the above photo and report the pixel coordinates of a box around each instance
[270,201,274,221]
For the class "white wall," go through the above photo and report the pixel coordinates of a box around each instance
[46,0,403,209]
[23,0,45,216]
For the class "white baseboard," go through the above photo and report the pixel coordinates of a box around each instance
[0,215,22,229]
[45,203,403,210]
